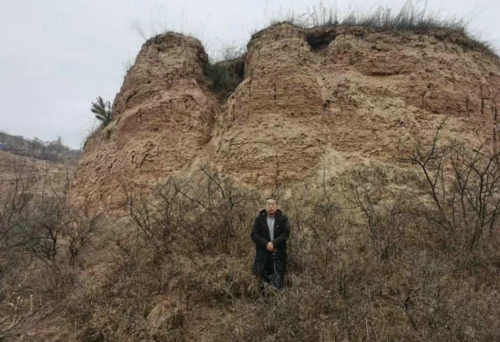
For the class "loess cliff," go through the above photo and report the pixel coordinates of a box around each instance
[70,22,500,213]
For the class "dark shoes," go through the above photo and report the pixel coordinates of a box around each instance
[261,272,284,290]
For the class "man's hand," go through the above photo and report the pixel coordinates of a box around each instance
[266,242,274,252]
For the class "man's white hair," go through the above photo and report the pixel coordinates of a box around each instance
[266,198,277,205]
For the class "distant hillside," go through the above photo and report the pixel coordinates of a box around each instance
[0,131,80,164]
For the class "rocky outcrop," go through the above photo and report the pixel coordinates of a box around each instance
[70,24,500,213]
[71,33,218,212]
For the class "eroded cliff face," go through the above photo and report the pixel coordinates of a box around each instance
[70,24,500,212]
[71,33,218,211]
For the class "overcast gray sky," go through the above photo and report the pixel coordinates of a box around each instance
[1,0,498,149]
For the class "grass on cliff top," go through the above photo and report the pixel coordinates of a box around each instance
[204,46,246,101]
[257,1,496,57]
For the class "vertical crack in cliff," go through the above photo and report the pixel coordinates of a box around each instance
[203,56,245,101]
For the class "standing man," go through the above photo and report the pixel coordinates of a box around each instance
[251,198,290,289]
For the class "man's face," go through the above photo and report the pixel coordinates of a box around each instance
[266,201,277,215]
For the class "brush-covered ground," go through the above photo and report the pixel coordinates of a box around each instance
[1,133,499,342]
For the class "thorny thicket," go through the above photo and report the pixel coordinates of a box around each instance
[0,160,101,340]
[72,136,499,341]
[68,166,262,341]
[2,132,500,341]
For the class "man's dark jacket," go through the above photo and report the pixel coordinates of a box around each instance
[251,209,290,277]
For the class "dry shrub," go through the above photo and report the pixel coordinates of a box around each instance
[203,141,498,341]
[4,133,500,341]
[68,144,500,341]
[69,166,262,341]
[0,161,102,340]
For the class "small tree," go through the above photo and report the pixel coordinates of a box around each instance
[91,97,113,126]
[408,125,500,255]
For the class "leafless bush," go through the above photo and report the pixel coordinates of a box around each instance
[70,153,500,341]
[333,135,500,340]
[69,166,261,340]
[409,129,500,262]
[211,145,499,342]
[65,206,102,267]
[4,133,495,340]
[0,162,36,255]
[0,162,102,340]
[126,166,260,257]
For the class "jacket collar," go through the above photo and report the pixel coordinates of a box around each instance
[259,208,282,218]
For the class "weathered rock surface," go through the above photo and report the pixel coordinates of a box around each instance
[70,24,500,213]
[71,33,218,212]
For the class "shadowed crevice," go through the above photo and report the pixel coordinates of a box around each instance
[203,56,245,101]
[306,30,336,51]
